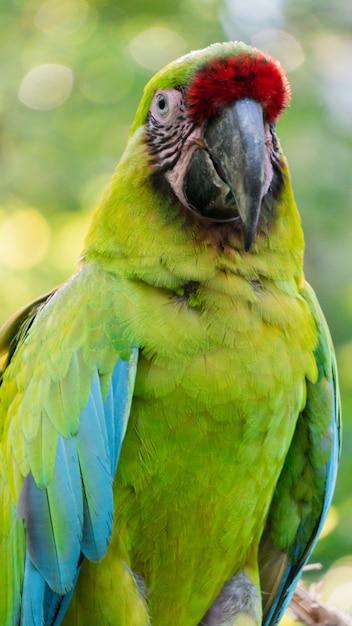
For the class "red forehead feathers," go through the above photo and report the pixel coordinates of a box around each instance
[186,52,291,124]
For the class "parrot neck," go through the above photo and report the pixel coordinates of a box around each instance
[82,127,305,292]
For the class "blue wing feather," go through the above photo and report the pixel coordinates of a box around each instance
[106,357,136,474]
[18,436,83,594]
[17,351,138,624]
[20,551,82,626]
[20,556,45,626]
[76,370,114,561]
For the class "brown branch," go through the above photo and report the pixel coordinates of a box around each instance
[288,580,352,626]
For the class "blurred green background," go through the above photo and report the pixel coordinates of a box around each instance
[1,0,351,618]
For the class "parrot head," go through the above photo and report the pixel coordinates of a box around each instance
[132,42,291,251]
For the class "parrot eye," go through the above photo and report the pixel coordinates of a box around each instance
[149,88,183,125]
[155,92,170,117]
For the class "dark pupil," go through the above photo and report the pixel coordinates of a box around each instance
[158,96,166,110]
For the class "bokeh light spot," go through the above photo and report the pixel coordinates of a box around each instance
[35,0,89,36]
[222,0,284,41]
[0,208,51,270]
[320,558,352,614]
[313,34,352,130]
[50,211,90,273]
[251,29,305,71]
[18,64,74,111]
[129,27,187,70]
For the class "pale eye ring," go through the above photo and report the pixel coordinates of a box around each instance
[155,92,169,117]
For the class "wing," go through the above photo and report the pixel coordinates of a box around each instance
[259,281,341,626]
[0,289,58,380]
[0,266,138,625]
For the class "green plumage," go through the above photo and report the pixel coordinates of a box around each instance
[0,41,339,626]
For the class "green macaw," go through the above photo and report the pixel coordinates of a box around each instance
[0,41,340,626]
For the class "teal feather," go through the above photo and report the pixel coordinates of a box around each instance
[17,436,83,594]
[13,354,138,622]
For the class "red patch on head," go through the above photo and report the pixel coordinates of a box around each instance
[186,51,291,124]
